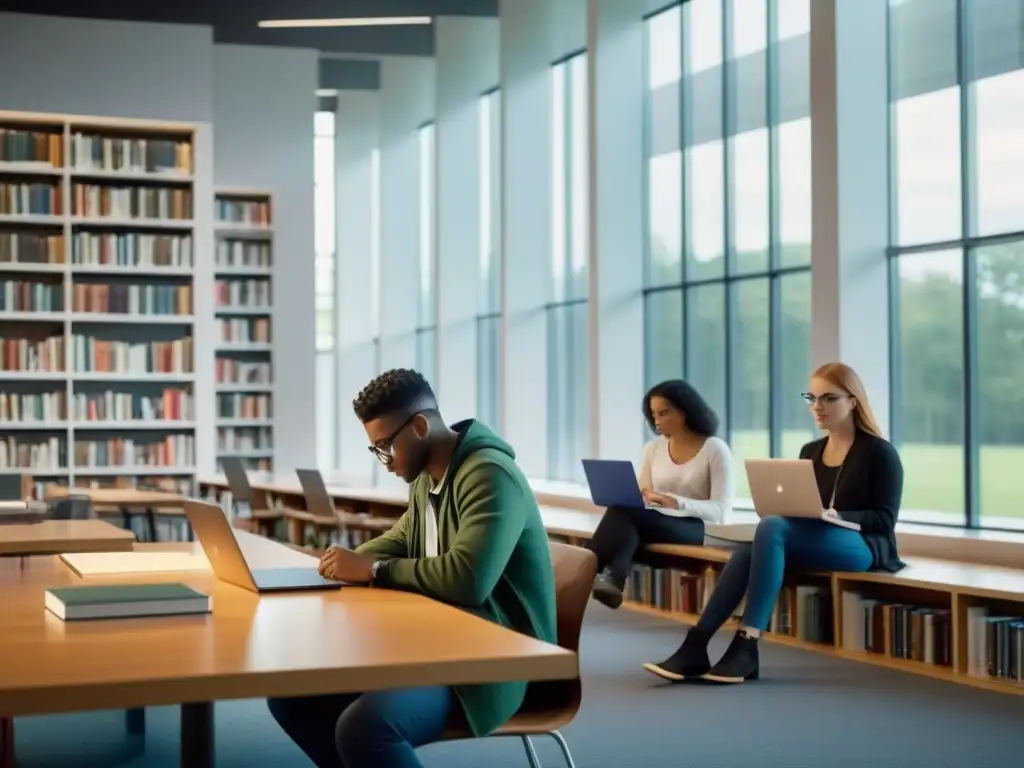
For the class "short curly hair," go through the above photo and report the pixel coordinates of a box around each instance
[352,368,437,423]
[643,379,719,437]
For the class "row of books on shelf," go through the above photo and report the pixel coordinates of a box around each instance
[2,336,62,372]
[215,280,271,308]
[216,360,271,385]
[2,340,195,375]
[0,129,192,175]
[216,200,270,225]
[73,184,192,221]
[74,388,193,422]
[218,428,273,453]
[965,606,1024,684]
[216,242,271,269]
[71,283,193,316]
[219,318,270,344]
[839,592,953,666]
[626,564,833,643]
[0,280,61,311]
[217,394,271,419]
[73,435,194,468]
[0,233,64,264]
[0,388,192,423]
[0,437,62,469]
[0,183,60,215]
[72,232,192,268]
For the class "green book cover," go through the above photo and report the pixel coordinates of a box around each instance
[47,583,208,605]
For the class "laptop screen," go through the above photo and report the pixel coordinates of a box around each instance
[296,469,335,519]
[220,457,252,501]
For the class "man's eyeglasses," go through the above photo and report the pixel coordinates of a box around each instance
[367,413,420,465]
[801,392,850,405]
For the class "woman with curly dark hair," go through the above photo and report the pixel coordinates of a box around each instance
[587,379,735,609]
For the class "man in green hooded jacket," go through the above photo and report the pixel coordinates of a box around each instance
[267,368,558,768]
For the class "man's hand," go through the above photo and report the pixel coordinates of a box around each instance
[318,546,375,584]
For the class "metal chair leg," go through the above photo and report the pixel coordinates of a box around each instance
[548,731,576,768]
[520,735,543,768]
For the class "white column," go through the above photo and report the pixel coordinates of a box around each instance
[810,0,891,430]
[592,0,647,460]
[435,17,500,423]
[335,90,380,483]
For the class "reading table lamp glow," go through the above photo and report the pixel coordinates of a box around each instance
[258,16,432,28]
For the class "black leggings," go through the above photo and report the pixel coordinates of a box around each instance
[587,506,705,580]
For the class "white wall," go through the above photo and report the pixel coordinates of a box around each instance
[213,44,319,473]
[434,17,500,424]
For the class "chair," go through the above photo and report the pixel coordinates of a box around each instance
[441,540,596,768]
[49,494,94,520]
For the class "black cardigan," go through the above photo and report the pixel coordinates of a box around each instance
[799,430,906,573]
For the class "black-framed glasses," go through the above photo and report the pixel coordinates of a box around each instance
[801,392,850,405]
[367,413,420,465]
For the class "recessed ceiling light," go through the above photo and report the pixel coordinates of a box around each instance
[258,16,432,29]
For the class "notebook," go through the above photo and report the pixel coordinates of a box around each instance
[44,583,211,621]
[60,551,209,577]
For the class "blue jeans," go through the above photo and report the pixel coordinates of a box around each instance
[267,686,452,768]
[696,516,873,633]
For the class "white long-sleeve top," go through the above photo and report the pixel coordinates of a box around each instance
[637,436,735,524]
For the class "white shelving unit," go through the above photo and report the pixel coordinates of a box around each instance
[214,187,274,471]
[0,110,211,495]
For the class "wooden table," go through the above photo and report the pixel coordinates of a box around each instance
[0,520,135,556]
[0,532,577,767]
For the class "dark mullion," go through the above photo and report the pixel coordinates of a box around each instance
[884,0,902,448]
[642,263,811,295]
[766,0,782,458]
[679,2,693,380]
[721,0,736,445]
[886,228,1024,256]
[956,0,980,528]
[563,59,575,480]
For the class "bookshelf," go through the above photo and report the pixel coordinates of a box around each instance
[0,111,204,497]
[214,188,273,472]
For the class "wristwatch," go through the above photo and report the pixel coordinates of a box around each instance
[370,559,385,585]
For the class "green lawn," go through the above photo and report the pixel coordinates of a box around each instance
[730,430,1023,523]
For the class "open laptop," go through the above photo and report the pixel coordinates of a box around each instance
[183,501,340,593]
[581,459,668,511]
[745,459,861,530]
[220,456,253,503]
[296,468,341,522]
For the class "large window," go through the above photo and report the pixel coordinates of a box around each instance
[416,122,437,387]
[888,0,1024,530]
[314,109,336,468]
[548,53,589,482]
[643,0,813,502]
[477,89,502,431]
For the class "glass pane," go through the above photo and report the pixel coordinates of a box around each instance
[687,0,722,74]
[732,0,766,58]
[370,148,382,337]
[646,151,683,286]
[894,249,965,523]
[686,140,725,280]
[647,4,681,90]
[551,63,567,301]
[476,314,501,431]
[546,302,588,483]
[316,352,336,468]
[975,242,1024,530]
[569,54,588,301]
[778,118,811,267]
[890,0,961,245]
[778,271,815,457]
[416,327,437,388]
[685,283,727,433]
[478,93,493,313]
[777,0,809,41]
[644,290,684,388]
[418,124,435,326]
[732,128,769,273]
[973,69,1024,236]
[487,91,503,313]
[730,279,771,501]
[314,111,335,137]
[314,135,335,255]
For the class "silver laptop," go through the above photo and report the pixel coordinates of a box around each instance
[296,468,341,521]
[745,459,860,531]
[183,501,340,593]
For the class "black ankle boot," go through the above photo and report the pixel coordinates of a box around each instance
[703,631,760,684]
[642,627,711,682]
[591,569,625,609]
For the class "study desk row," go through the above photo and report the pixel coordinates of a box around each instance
[199,472,1024,696]
[0,521,578,767]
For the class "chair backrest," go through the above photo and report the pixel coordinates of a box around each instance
[548,540,597,653]
[50,495,94,520]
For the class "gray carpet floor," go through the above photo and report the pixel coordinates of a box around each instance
[13,602,1024,767]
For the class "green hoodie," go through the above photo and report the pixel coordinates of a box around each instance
[355,419,558,736]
